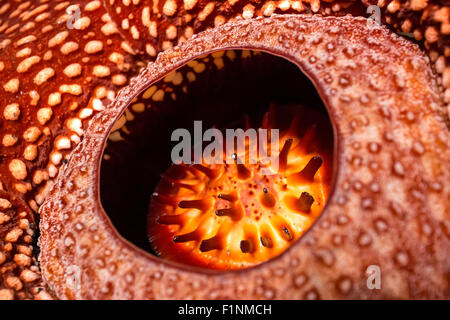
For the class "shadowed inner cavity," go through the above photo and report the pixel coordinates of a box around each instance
[100,50,334,269]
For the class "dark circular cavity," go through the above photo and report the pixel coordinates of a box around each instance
[99,50,333,256]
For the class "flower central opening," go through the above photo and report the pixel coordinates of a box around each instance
[148,105,332,269]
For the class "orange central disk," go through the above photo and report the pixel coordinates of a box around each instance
[147,106,332,270]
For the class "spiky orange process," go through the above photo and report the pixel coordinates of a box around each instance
[148,106,332,269]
